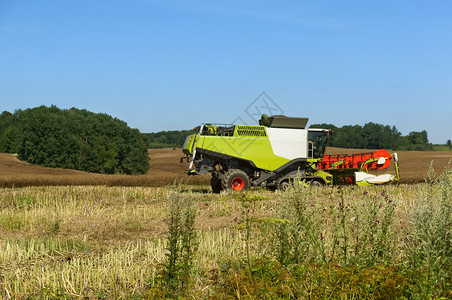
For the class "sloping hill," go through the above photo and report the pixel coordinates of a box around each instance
[0,148,451,188]
[0,149,207,188]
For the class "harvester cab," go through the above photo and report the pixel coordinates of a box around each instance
[181,114,400,192]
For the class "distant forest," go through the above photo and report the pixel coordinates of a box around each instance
[0,106,442,175]
[310,123,433,151]
[143,130,195,149]
[145,123,435,151]
[0,106,149,174]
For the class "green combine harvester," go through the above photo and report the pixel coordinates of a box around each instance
[181,115,399,193]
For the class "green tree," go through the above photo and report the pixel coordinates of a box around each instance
[0,111,20,153]
[447,139,452,149]
[408,131,431,151]
[144,129,195,149]
[0,126,19,153]
[6,105,149,174]
[310,122,422,151]
[394,136,411,150]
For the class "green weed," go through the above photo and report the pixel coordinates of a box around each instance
[405,163,452,298]
[155,186,199,298]
[217,258,413,299]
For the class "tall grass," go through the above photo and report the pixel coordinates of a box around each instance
[0,173,450,298]
[155,187,199,298]
[405,162,452,298]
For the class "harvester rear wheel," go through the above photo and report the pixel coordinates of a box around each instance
[309,179,324,186]
[221,169,249,192]
[278,180,291,190]
[211,172,223,194]
[276,176,292,190]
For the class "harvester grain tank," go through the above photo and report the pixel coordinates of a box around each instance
[181,115,399,192]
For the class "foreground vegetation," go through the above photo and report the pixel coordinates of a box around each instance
[0,166,451,298]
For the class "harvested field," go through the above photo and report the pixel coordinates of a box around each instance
[1,178,451,298]
[0,149,209,188]
[0,150,451,298]
[0,148,451,188]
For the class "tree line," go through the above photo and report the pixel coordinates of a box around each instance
[310,122,432,151]
[145,122,435,151]
[0,106,442,175]
[143,130,195,149]
[0,106,149,174]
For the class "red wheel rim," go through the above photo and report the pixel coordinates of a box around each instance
[231,177,245,190]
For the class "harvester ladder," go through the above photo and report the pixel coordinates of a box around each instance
[189,124,204,169]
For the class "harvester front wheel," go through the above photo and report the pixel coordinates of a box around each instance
[211,172,223,194]
[221,169,249,192]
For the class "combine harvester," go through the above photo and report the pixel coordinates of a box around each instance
[181,115,400,192]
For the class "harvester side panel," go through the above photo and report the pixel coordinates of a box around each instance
[266,128,308,160]
[194,135,290,171]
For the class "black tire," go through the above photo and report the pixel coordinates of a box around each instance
[221,169,249,192]
[278,180,291,190]
[276,176,292,190]
[211,172,223,194]
[309,179,325,186]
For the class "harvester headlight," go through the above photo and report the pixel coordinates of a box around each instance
[377,157,386,165]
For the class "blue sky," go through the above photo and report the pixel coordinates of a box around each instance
[1,0,451,144]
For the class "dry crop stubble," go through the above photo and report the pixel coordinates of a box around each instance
[0,180,450,298]
[0,185,250,297]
